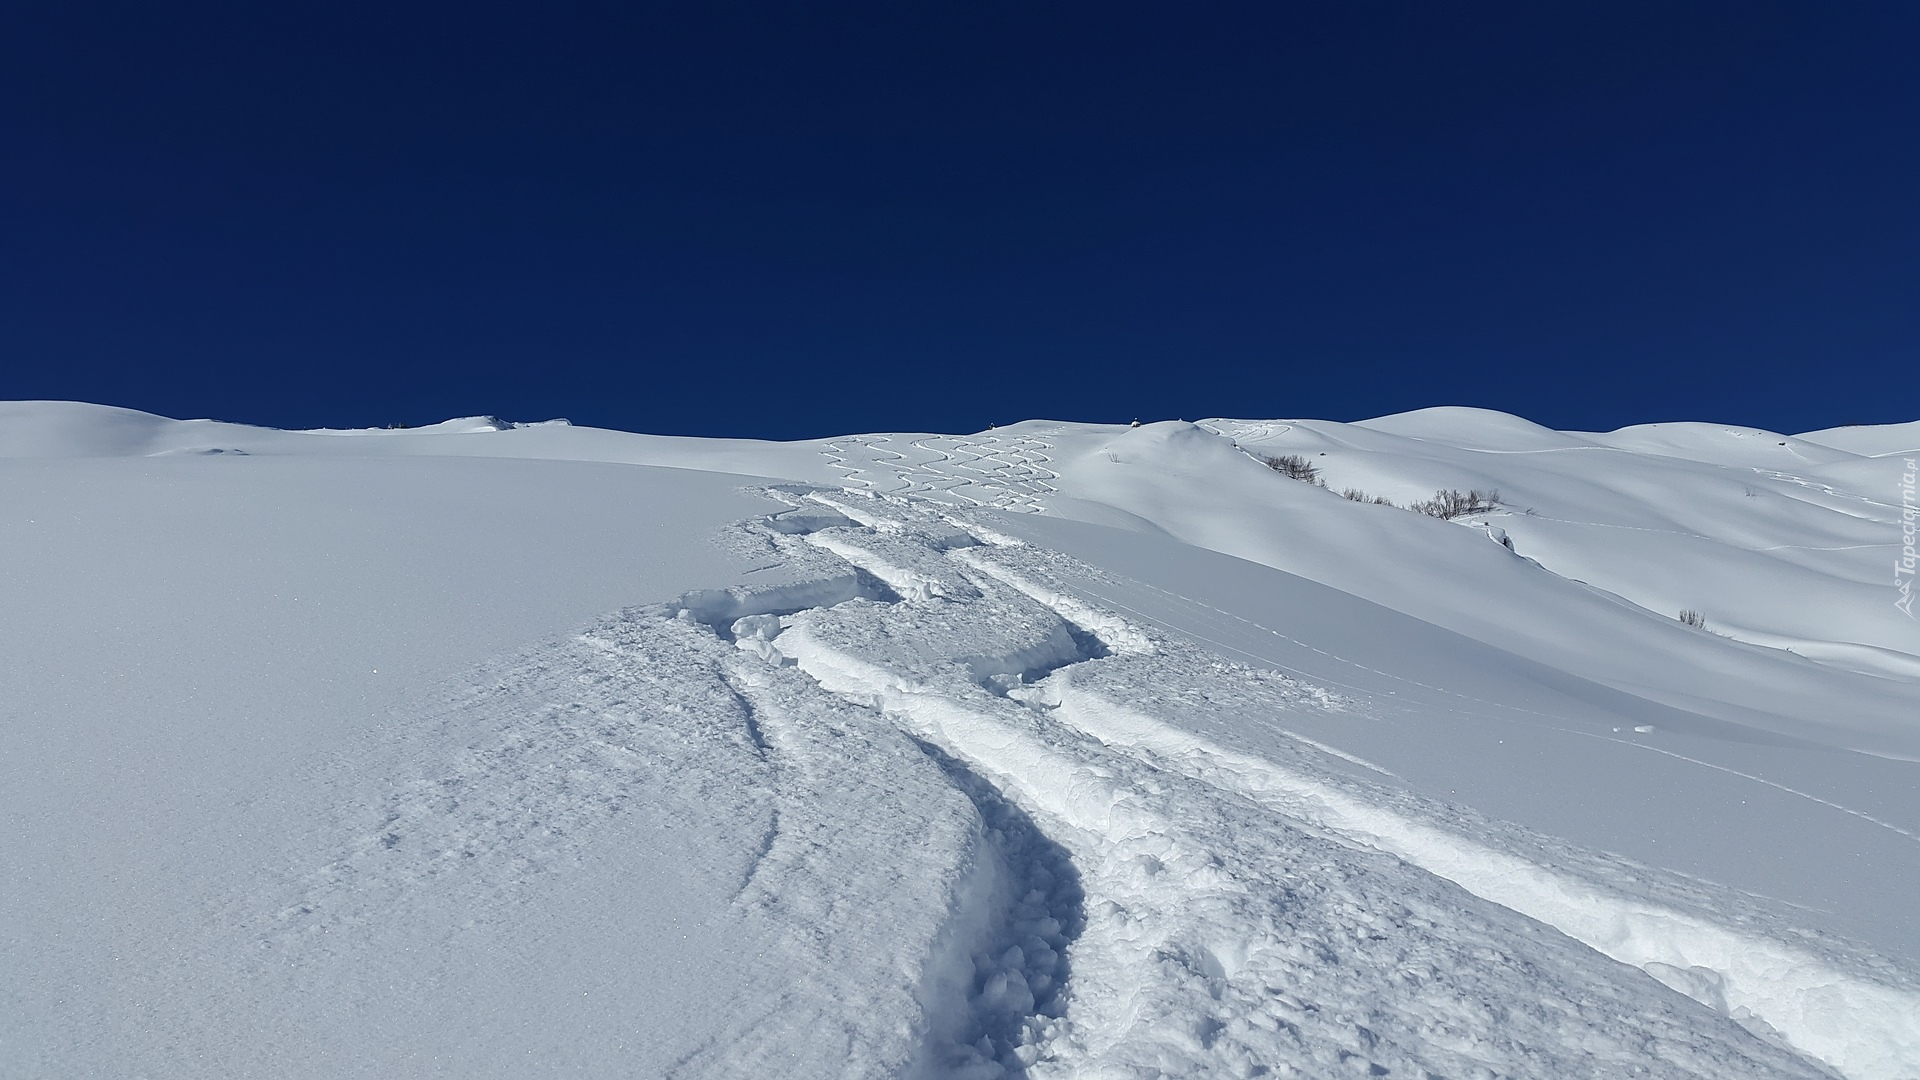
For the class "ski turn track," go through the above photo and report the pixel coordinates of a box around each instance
[657,487,1918,1079]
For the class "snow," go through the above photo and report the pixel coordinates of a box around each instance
[3,400,1918,1078]
[0,453,791,1075]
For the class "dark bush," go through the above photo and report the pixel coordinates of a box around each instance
[1260,453,1321,484]
[1409,488,1501,519]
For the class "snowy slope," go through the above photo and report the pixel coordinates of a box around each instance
[2,401,1917,1079]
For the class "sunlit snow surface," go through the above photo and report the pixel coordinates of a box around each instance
[3,401,1917,1079]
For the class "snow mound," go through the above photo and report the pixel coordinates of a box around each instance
[1796,420,1920,458]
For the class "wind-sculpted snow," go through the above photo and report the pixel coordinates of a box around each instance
[230,603,1013,1079]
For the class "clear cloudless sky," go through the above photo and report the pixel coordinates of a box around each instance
[2,2,1914,439]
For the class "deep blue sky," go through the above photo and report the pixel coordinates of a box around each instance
[3,2,1913,438]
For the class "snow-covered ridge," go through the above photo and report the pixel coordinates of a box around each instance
[4,399,1917,1077]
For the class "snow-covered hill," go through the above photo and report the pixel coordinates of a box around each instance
[3,401,1916,1079]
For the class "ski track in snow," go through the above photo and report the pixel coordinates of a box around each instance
[1755,470,1905,515]
[821,430,1061,514]
[258,480,1919,1080]
[1201,420,1298,444]
[676,488,1913,1079]
[984,557,1920,848]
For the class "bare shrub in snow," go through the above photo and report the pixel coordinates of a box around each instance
[1341,488,1396,506]
[1261,453,1322,484]
[1678,609,1707,630]
[1410,488,1501,520]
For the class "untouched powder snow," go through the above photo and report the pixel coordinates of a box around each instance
[3,401,1918,1079]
